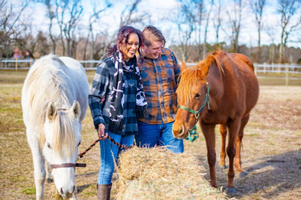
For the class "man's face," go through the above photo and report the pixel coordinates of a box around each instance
[142,40,163,59]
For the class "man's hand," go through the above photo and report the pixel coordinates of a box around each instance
[97,123,108,140]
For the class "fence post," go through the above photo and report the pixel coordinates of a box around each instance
[254,63,257,76]
[15,58,18,71]
[286,64,289,86]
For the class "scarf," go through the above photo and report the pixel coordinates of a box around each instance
[108,51,148,134]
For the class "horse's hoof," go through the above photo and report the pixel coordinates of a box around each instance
[223,165,228,170]
[239,171,248,178]
[225,187,236,194]
[218,165,228,170]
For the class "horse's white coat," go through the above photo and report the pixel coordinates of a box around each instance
[22,54,89,200]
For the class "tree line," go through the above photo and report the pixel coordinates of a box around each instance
[1,0,301,64]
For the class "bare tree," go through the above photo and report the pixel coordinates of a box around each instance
[249,0,266,62]
[212,0,222,45]
[202,0,214,59]
[192,0,205,56]
[83,0,112,66]
[224,0,245,53]
[250,0,266,48]
[265,24,277,63]
[64,0,83,57]
[119,0,145,27]
[14,23,37,59]
[44,0,57,53]
[276,0,301,63]
[54,0,83,57]
[171,1,197,62]
[0,0,28,58]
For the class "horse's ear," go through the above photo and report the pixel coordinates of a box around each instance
[181,61,188,72]
[200,66,210,77]
[70,100,80,119]
[196,60,210,77]
[47,103,56,121]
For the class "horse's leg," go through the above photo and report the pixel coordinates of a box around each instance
[45,161,52,183]
[235,115,250,177]
[226,118,241,192]
[219,124,227,169]
[200,122,217,188]
[27,128,46,200]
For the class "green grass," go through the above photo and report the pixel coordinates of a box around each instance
[21,187,36,195]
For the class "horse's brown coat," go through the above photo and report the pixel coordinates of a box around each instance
[173,50,259,190]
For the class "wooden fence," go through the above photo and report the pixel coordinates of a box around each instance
[1,59,301,85]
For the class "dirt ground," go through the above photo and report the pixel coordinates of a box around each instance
[200,86,301,200]
[0,70,300,199]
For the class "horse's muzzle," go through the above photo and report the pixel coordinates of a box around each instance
[60,186,75,199]
[173,125,187,139]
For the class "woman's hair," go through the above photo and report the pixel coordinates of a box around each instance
[108,26,144,58]
[142,25,166,47]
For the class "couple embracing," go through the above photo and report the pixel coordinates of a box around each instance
[89,25,184,199]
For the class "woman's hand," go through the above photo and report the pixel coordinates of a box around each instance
[97,123,108,140]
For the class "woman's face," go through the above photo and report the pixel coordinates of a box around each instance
[121,33,139,62]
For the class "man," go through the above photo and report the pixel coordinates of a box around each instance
[135,25,184,153]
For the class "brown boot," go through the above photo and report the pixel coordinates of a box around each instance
[97,183,112,200]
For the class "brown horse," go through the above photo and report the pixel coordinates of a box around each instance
[173,50,259,193]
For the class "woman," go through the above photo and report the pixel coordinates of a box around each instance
[89,26,148,200]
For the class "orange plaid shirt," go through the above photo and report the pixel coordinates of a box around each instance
[138,48,181,124]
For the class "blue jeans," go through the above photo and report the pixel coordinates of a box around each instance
[98,131,135,185]
[135,121,184,154]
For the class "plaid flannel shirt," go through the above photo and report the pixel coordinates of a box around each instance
[89,57,139,135]
[138,48,181,124]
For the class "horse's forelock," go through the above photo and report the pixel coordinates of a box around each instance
[178,68,202,104]
[51,111,76,157]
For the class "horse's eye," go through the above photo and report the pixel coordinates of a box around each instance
[78,141,81,147]
[47,143,52,149]
[195,93,200,98]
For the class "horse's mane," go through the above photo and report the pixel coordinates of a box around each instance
[177,50,224,104]
[23,55,74,153]
[196,50,223,73]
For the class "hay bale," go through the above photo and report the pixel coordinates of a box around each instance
[115,147,227,200]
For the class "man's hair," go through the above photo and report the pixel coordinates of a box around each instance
[142,25,166,47]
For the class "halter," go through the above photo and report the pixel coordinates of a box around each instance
[50,163,86,169]
[177,81,210,142]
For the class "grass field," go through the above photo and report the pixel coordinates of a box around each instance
[0,70,301,200]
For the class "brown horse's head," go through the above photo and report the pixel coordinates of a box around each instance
[173,53,220,139]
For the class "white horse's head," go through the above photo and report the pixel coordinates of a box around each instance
[43,100,81,199]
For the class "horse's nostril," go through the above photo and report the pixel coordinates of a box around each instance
[60,187,64,195]
[180,125,184,135]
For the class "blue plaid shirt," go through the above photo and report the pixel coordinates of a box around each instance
[89,57,139,135]
[138,48,181,124]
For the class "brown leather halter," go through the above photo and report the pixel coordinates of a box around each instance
[50,163,86,169]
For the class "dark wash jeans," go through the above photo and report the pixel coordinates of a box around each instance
[135,121,184,154]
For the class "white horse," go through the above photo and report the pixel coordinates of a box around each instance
[21,54,89,200]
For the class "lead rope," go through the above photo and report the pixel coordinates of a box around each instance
[78,135,135,159]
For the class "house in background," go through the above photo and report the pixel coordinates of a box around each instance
[13,49,23,59]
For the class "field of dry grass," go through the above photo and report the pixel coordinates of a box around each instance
[0,70,300,200]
